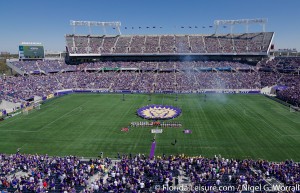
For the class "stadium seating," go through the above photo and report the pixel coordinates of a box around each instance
[65,32,274,55]
[9,60,77,74]
[0,153,299,192]
[2,58,300,106]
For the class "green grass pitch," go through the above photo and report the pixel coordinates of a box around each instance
[0,93,300,161]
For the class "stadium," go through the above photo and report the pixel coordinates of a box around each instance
[0,14,300,193]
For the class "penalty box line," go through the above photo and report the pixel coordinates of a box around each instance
[36,101,88,132]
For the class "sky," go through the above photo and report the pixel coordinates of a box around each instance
[1,0,300,53]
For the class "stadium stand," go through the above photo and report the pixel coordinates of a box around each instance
[65,32,274,55]
[7,60,77,74]
[0,153,299,193]
[1,58,300,106]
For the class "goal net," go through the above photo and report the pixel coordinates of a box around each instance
[290,106,296,113]
[23,109,29,115]
[22,103,41,115]
[33,103,41,110]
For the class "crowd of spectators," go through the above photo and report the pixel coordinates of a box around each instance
[258,57,300,71]
[10,60,258,74]
[1,59,300,106]
[174,36,190,53]
[9,60,77,74]
[144,36,159,54]
[0,70,262,103]
[114,37,131,54]
[0,153,111,193]
[257,58,300,106]
[65,32,273,55]
[276,75,300,106]
[259,72,280,87]
[128,36,145,54]
[160,36,175,53]
[0,153,300,193]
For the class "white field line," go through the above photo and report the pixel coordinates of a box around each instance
[36,101,88,132]
[270,108,300,124]
[0,101,87,133]
[243,109,283,136]
[0,116,22,128]
[0,98,66,127]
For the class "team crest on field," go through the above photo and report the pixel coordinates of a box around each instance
[137,105,181,120]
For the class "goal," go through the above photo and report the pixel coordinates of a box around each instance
[290,105,296,113]
[33,103,41,110]
[22,102,41,115]
[23,109,29,115]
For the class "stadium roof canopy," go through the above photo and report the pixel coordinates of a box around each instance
[70,20,122,35]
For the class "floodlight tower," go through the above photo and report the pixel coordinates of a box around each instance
[214,18,268,34]
[70,20,122,35]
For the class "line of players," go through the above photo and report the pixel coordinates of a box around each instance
[130,121,182,128]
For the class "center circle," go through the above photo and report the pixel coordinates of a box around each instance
[137,104,182,120]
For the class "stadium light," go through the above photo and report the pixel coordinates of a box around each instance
[214,18,268,34]
[70,20,122,35]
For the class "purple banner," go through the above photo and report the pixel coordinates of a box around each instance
[149,142,156,159]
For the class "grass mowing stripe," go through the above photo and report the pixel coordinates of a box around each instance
[0,93,299,161]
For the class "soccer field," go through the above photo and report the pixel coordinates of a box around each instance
[0,93,300,161]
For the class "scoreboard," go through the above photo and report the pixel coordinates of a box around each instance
[19,42,44,59]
